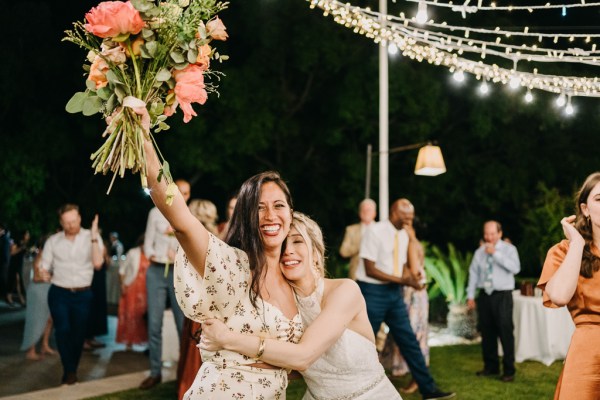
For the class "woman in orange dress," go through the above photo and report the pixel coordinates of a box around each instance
[116,236,150,348]
[538,172,600,400]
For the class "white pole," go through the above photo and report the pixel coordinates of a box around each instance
[379,0,389,220]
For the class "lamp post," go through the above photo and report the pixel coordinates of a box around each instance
[378,0,389,220]
[364,142,446,209]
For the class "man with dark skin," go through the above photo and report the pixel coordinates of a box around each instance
[358,199,455,400]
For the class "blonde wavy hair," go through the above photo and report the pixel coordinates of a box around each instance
[189,199,219,235]
[289,211,326,278]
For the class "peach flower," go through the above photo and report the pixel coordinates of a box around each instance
[206,17,228,41]
[85,1,145,39]
[172,65,207,123]
[195,44,211,71]
[89,56,110,89]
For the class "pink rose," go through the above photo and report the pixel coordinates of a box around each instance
[84,1,145,39]
[173,65,207,123]
[206,17,228,41]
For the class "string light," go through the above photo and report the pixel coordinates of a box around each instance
[524,90,534,103]
[415,1,428,24]
[388,43,399,56]
[405,0,600,13]
[479,80,490,95]
[307,0,600,99]
[453,70,466,83]
[556,93,567,107]
[565,96,575,115]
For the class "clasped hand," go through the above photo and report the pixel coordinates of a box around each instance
[198,318,229,351]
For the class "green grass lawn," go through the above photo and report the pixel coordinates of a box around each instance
[86,344,562,399]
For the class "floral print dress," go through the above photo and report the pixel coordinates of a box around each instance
[175,233,304,399]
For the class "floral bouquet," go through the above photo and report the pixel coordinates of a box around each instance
[64,0,228,202]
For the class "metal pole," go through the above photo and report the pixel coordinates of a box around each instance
[365,144,372,199]
[379,0,389,220]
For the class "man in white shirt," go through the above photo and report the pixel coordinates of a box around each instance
[467,221,520,382]
[139,179,190,390]
[359,199,455,400]
[40,204,104,385]
[339,198,376,280]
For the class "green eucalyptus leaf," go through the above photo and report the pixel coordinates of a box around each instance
[85,79,97,91]
[82,96,103,116]
[158,121,170,131]
[106,70,123,85]
[172,62,189,70]
[141,28,154,39]
[156,68,172,82]
[131,0,155,11]
[106,94,117,114]
[65,92,88,113]
[114,85,127,101]
[187,49,198,64]
[145,41,158,58]
[97,87,112,101]
[170,51,185,63]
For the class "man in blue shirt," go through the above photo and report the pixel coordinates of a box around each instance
[467,220,520,382]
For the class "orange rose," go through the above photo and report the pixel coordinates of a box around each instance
[84,1,145,39]
[172,65,207,123]
[89,56,110,89]
[206,17,228,41]
[195,44,211,71]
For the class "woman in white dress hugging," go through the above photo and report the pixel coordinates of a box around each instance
[201,212,402,399]
[143,139,304,399]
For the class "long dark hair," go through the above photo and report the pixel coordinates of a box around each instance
[225,171,293,307]
[575,172,600,278]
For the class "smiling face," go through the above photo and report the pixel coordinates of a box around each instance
[280,227,313,284]
[258,181,292,251]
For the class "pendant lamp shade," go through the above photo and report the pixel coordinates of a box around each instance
[414,144,446,176]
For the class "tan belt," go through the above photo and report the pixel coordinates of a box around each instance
[56,285,91,293]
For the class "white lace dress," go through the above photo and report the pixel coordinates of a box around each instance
[296,279,402,400]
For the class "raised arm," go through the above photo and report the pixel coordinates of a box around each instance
[143,139,208,276]
[545,216,585,307]
[201,280,363,371]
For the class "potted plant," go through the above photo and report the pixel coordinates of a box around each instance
[425,243,477,338]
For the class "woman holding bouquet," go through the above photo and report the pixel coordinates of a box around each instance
[538,172,600,399]
[143,141,303,399]
[200,212,403,399]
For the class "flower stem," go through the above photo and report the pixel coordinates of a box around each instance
[128,41,142,99]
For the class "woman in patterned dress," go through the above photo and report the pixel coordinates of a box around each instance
[538,172,600,399]
[143,140,303,399]
[201,213,403,399]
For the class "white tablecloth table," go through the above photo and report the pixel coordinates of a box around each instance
[513,290,575,366]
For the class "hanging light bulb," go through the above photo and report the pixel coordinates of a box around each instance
[524,90,533,103]
[388,43,399,56]
[415,1,428,24]
[509,75,521,89]
[555,93,567,107]
[453,70,465,83]
[565,96,574,115]
[479,81,489,95]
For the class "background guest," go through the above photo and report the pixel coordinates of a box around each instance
[116,234,149,351]
[7,230,29,306]
[139,179,189,390]
[39,204,104,385]
[20,237,56,360]
[467,220,520,382]
[339,198,377,280]
[106,231,125,305]
[217,194,237,240]
[84,234,110,350]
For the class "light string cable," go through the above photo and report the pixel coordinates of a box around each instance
[308,0,600,97]
[404,0,600,15]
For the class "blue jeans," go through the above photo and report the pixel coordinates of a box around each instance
[358,281,437,395]
[146,263,184,377]
[47,284,93,381]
